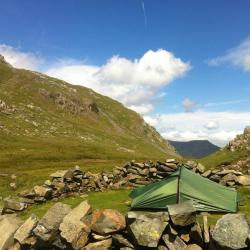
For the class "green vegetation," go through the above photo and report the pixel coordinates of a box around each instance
[200,149,248,169]
[18,189,131,220]
[16,187,250,226]
[0,61,177,173]
[0,159,123,205]
[0,59,178,204]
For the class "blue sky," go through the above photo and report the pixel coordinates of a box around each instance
[1,0,250,145]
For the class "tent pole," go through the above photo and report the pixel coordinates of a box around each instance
[177,166,182,204]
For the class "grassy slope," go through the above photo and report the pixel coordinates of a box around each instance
[0,61,177,169]
[0,60,179,198]
[200,148,249,169]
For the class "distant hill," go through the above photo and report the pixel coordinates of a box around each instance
[169,140,220,158]
[0,55,177,169]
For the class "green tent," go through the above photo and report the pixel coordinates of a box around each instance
[130,166,238,212]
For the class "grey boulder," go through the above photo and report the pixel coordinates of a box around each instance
[162,234,187,250]
[167,200,196,226]
[14,214,38,244]
[128,211,169,248]
[59,200,91,249]
[0,214,22,250]
[211,213,249,250]
[33,202,71,242]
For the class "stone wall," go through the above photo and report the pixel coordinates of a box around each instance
[2,159,250,215]
[1,200,250,250]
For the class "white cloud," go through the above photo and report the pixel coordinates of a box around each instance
[145,111,250,146]
[0,44,43,70]
[0,45,190,115]
[205,98,250,107]
[182,98,197,112]
[204,121,219,130]
[128,104,153,115]
[207,37,250,71]
[45,49,191,114]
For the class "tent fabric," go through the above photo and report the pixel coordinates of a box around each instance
[130,166,238,212]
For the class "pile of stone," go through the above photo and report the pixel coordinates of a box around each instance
[113,159,250,188]
[185,160,250,187]
[1,200,250,250]
[2,159,250,215]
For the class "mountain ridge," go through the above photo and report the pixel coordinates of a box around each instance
[0,55,177,169]
[169,139,220,158]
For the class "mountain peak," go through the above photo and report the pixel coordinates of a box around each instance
[169,140,220,158]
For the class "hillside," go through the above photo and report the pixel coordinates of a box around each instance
[0,55,177,170]
[200,126,250,171]
[169,139,220,158]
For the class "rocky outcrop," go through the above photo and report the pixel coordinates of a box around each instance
[39,89,99,115]
[227,126,250,152]
[0,100,15,115]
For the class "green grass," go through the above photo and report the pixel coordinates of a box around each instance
[16,187,250,226]
[0,159,124,205]
[18,189,131,220]
[199,149,249,169]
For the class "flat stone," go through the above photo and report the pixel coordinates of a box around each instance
[237,175,250,186]
[91,209,126,234]
[166,159,176,163]
[211,214,249,250]
[167,201,196,226]
[84,238,112,250]
[133,162,145,169]
[202,170,212,178]
[217,169,243,176]
[185,244,202,250]
[92,233,111,241]
[203,215,210,244]
[14,214,38,244]
[162,234,187,250]
[149,167,157,173]
[0,214,22,250]
[186,161,197,168]
[33,202,71,242]
[196,163,205,173]
[33,185,52,198]
[3,199,27,212]
[221,173,238,182]
[59,200,91,249]
[50,170,73,180]
[209,174,220,182]
[112,234,134,248]
[127,211,169,221]
[128,211,169,247]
